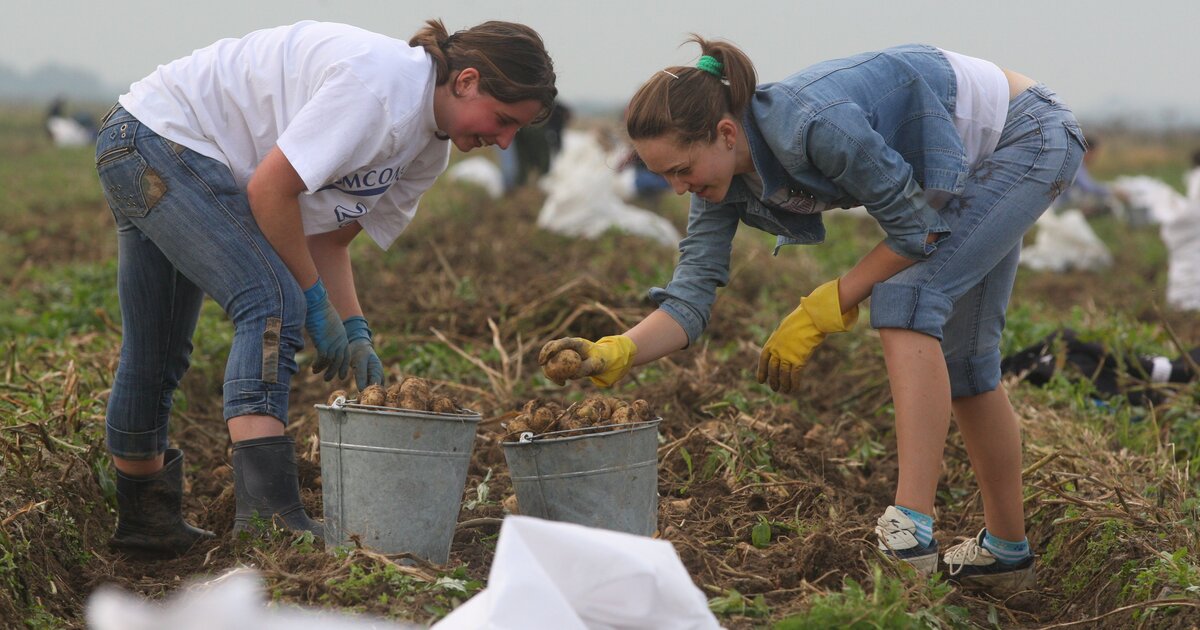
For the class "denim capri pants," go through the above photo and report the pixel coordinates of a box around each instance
[95,105,305,459]
[869,85,1087,398]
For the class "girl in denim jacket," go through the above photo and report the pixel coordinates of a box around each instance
[541,36,1085,592]
[96,20,555,554]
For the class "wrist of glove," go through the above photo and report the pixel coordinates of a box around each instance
[538,335,638,388]
[303,278,350,381]
[756,278,858,393]
[343,316,383,390]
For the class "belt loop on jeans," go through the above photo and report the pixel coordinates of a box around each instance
[100,103,121,128]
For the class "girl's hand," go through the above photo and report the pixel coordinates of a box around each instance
[539,336,638,388]
[343,316,383,390]
[304,278,350,381]
[757,279,857,393]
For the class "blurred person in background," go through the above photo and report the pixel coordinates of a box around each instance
[500,99,572,193]
[542,38,1084,594]
[95,19,555,554]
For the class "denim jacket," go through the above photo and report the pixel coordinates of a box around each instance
[650,44,969,344]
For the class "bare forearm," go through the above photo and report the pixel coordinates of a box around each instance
[838,240,922,311]
[249,195,318,289]
[308,228,363,318]
[247,146,317,289]
[625,310,689,365]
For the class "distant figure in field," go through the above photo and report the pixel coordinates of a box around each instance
[45,97,96,147]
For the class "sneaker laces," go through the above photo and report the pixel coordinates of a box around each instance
[875,507,918,552]
[944,531,993,576]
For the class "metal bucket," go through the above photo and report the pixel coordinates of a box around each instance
[317,398,480,562]
[501,419,661,536]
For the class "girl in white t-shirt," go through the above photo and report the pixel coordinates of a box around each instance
[96,19,556,553]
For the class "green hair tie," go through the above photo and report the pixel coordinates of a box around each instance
[696,55,723,78]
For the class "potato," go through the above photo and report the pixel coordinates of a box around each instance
[359,385,386,406]
[507,417,532,437]
[544,349,582,385]
[385,383,403,407]
[327,389,348,405]
[431,395,458,414]
[531,406,557,432]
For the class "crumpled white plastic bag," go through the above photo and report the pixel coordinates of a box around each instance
[1112,171,1200,310]
[537,130,681,247]
[1020,208,1113,272]
[87,568,415,630]
[447,156,505,199]
[433,516,720,630]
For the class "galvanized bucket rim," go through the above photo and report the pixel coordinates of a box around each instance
[501,417,661,447]
[315,401,481,423]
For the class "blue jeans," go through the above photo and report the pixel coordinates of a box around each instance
[870,85,1086,398]
[96,106,304,459]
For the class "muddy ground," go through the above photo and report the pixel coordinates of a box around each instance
[3,172,1199,628]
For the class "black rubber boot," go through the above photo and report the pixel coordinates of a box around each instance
[232,435,324,538]
[110,448,215,554]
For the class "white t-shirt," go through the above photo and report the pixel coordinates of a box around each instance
[938,48,1009,169]
[120,21,450,249]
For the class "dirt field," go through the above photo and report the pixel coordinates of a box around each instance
[2,113,1199,628]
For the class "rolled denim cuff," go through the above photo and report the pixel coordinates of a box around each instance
[106,422,169,460]
[882,232,944,261]
[946,350,1002,399]
[343,316,372,342]
[223,379,291,424]
[648,291,705,347]
[869,282,955,341]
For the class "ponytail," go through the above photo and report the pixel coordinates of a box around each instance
[627,35,757,144]
[410,19,557,122]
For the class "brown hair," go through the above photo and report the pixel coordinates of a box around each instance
[626,35,757,145]
[410,19,557,123]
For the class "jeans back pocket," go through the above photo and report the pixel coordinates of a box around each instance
[96,116,166,219]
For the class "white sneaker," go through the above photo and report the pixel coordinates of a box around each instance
[943,529,1035,593]
[875,505,939,574]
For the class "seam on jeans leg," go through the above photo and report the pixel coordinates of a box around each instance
[166,147,292,371]
[262,317,281,384]
[909,111,1048,302]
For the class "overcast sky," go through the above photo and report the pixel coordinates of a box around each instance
[4,0,1197,120]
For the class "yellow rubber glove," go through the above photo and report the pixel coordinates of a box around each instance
[538,335,638,388]
[757,278,858,393]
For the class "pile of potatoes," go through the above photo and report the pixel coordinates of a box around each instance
[504,396,655,441]
[327,377,462,414]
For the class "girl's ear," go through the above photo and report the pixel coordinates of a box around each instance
[453,67,480,97]
[716,117,738,148]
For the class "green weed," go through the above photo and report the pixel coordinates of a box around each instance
[773,566,969,629]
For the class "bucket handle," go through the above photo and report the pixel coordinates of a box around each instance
[519,418,661,442]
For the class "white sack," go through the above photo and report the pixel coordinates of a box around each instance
[88,568,415,630]
[1111,172,1200,310]
[1020,208,1113,272]
[447,156,505,199]
[47,116,93,147]
[433,516,719,630]
[537,130,681,247]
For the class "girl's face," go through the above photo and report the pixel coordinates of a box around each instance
[435,68,544,153]
[633,127,739,203]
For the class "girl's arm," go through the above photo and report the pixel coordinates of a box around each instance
[308,223,364,318]
[837,236,937,312]
[246,147,316,288]
[625,310,690,365]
